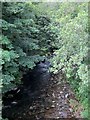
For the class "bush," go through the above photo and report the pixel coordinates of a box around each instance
[48,3,89,118]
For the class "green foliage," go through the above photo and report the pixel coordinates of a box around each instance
[1,2,89,119]
[1,2,58,93]
[47,3,88,118]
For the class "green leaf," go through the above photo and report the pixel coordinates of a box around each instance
[0,35,10,45]
[2,50,10,62]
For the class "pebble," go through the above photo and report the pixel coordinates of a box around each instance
[52,101,55,103]
[65,93,69,98]
[29,106,33,110]
[51,105,55,108]
[52,93,55,98]
[60,91,63,94]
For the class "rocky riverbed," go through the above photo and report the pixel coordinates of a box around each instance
[2,71,85,120]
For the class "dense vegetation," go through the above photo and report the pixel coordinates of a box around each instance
[51,3,89,118]
[1,2,59,93]
[45,3,89,118]
[1,2,89,119]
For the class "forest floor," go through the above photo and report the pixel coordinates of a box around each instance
[3,72,85,120]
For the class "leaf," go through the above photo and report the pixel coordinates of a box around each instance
[2,50,10,62]
[0,35,10,45]
[2,74,15,84]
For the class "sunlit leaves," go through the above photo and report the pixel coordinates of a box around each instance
[48,3,88,118]
[2,50,19,62]
[0,35,10,45]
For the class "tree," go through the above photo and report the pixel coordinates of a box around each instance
[1,2,59,93]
